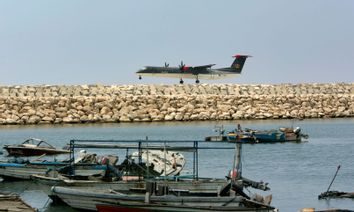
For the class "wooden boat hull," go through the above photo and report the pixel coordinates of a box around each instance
[0,162,66,180]
[51,178,229,194]
[48,178,231,205]
[96,203,274,212]
[228,130,302,143]
[3,146,70,156]
[97,204,151,212]
[226,133,257,143]
[251,131,286,143]
[0,162,107,180]
[31,174,64,186]
[318,190,354,199]
[52,186,275,212]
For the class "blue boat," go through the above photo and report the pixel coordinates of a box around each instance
[206,125,308,143]
[230,127,307,143]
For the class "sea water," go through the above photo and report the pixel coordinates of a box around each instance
[0,118,354,212]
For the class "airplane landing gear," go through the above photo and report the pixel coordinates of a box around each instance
[138,75,142,80]
[196,76,200,84]
[179,79,184,84]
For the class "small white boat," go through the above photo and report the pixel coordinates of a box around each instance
[3,138,70,156]
[131,150,185,176]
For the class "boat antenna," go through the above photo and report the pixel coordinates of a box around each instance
[325,165,341,194]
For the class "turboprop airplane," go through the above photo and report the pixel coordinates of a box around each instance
[136,54,251,84]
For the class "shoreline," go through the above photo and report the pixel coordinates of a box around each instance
[0,83,353,125]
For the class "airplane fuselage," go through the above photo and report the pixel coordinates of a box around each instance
[137,66,240,80]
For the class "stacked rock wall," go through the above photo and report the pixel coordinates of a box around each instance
[0,83,353,125]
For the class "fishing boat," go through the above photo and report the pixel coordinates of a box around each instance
[0,161,108,180]
[318,165,354,200]
[3,138,70,156]
[205,125,308,143]
[235,127,308,143]
[52,185,274,212]
[0,160,66,180]
[50,139,275,211]
[0,152,115,180]
[51,172,274,211]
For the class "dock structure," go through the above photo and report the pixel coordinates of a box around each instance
[0,193,36,212]
[67,139,235,180]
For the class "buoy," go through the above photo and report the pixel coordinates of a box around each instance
[229,169,238,179]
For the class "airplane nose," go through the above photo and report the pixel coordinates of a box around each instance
[136,67,148,73]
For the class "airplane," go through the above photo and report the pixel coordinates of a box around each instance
[136,54,251,84]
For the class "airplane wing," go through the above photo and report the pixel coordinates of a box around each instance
[192,64,216,70]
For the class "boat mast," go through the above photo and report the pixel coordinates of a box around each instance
[146,136,149,179]
[326,165,341,193]
[235,142,242,178]
[230,142,242,195]
[232,137,242,181]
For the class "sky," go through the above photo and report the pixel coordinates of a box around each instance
[0,0,353,85]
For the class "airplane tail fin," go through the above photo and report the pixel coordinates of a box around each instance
[230,55,251,73]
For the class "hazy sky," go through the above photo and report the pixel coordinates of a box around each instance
[0,0,353,85]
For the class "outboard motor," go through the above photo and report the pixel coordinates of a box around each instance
[293,127,301,134]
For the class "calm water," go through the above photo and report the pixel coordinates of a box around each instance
[0,118,354,212]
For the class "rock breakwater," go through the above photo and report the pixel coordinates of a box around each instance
[0,83,353,125]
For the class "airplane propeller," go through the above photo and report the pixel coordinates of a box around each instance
[179,61,185,70]
[164,62,169,68]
